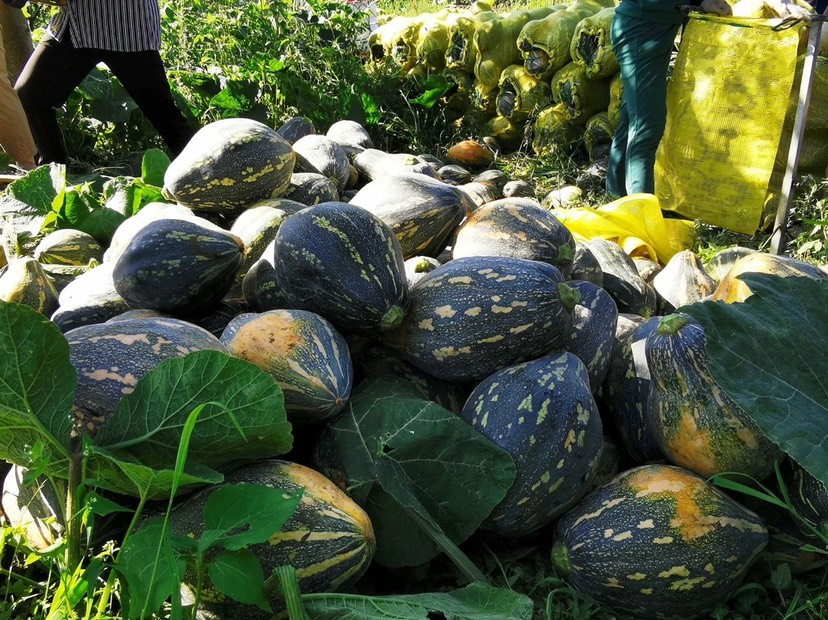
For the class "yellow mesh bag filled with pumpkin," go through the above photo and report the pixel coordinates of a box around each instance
[654,14,806,234]
[473,7,556,101]
[496,64,553,123]
[569,7,618,79]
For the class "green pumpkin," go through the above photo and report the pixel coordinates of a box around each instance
[553,464,768,620]
[163,118,296,216]
[645,313,782,480]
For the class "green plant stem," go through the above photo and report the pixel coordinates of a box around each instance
[95,494,149,619]
[398,502,489,585]
[93,570,116,620]
[65,439,84,571]
[274,565,309,620]
[191,557,205,619]
[0,566,46,591]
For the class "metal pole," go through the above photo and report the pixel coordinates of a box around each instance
[770,14,825,255]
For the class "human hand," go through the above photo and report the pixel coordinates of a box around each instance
[700,0,733,15]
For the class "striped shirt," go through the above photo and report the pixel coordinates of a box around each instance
[49,0,161,52]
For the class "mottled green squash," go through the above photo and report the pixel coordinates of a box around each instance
[461,351,603,537]
[163,118,296,215]
[712,252,828,304]
[66,317,227,433]
[112,218,245,316]
[227,205,286,300]
[1,465,66,552]
[553,464,768,620]
[350,173,468,260]
[0,257,58,317]
[702,246,757,284]
[173,460,375,620]
[652,250,716,313]
[569,242,603,287]
[272,202,407,335]
[276,116,316,144]
[645,313,782,479]
[563,280,617,394]
[221,310,353,424]
[241,257,288,312]
[326,120,374,155]
[104,202,224,264]
[34,229,103,266]
[451,197,576,276]
[352,148,441,183]
[404,255,442,287]
[601,316,663,463]
[292,134,351,192]
[51,263,131,332]
[394,256,577,382]
[784,459,828,540]
[586,238,656,317]
[284,172,339,206]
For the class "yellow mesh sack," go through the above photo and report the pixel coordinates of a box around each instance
[551,193,694,264]
[654,15,804,235]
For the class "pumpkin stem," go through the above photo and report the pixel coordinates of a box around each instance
[557,282,581,313]
[657,313,691,335]
[551,541,572,577]
[412,258,433,273]
[557,242,575,266]
[380,304,405,331]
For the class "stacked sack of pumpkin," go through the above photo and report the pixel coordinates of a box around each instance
[369,0,622,159]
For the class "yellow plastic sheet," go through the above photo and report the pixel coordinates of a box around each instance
[654,15,804,234]
[551,193,694,264]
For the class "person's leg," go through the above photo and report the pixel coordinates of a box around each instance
[606,16,632,198]
[607,102,629,198]
[0,21,36,169]
[622,21,679,195]
[15,33,99,164]
[103,50,195,156]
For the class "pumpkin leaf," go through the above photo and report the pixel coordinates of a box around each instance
[141,149,171,188]
[94,350,293,473]
[199,483,303,552]
[84,442,223,500]
[302,581,534,619]
[104,176,166,219]
[208,548,270,611]
[682,274,828,485]
[0,301,75,476]
[323,374,516,568]
[4,163,67,216]
[116,518,188,619]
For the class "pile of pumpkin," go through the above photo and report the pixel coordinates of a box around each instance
[369,0,621,159]
[1,116,827,619]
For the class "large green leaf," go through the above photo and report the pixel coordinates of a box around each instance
[141,149,171,188]
[94,351,293,472]
[0,301,75,475]
[116,518,188,619]
[324,375,516,567]
[102,176,165,218]
[84,442,223,500]
[682,274,828,484]
[5,163,67,214]
[199,484,302,552]
[302,582,533,620]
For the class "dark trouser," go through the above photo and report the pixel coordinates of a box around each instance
[15,31,194,165]
[607,16,680,198]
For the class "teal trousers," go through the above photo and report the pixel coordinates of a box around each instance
[606,16,680,197]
